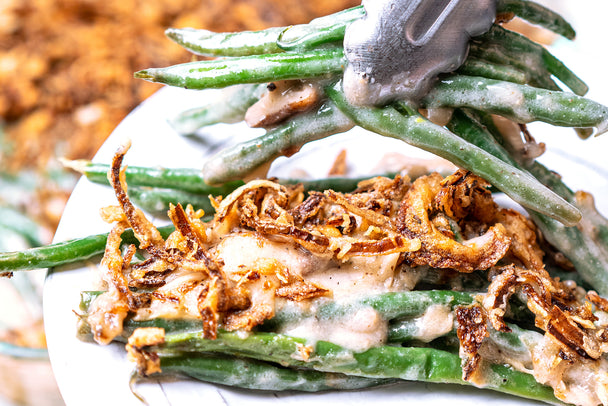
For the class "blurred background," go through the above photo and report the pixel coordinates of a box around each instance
[0,0,605,405]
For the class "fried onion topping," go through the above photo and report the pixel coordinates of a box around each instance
[456,304,489,384]
[397,171,511,272]
[89,145,608,406]
[91,146,558,345]
[126,327,165,377]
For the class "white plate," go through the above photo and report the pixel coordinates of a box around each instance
[43,5,608,403]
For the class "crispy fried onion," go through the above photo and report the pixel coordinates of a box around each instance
[482,265,604,359]
[126,327,165,377]
[213,171,537,270]
[398,171,512,272]
[88,145,331,345]
[213,176,421,259]
[87,209,132,345]
[224,258,328,331]
[456,304,489,384]
[455,263,608,406]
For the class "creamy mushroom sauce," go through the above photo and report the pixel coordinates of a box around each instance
[214,231,421,351]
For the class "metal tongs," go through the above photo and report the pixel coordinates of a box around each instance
[343,0,497,106]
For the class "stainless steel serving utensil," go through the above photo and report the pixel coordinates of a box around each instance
[343,0,497,106]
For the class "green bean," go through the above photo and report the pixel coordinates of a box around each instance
[473,25,587,95]
[422,75,608,134]
[79,290,476,338]
[496,0,576,40]
[387,317,424,343]
[318,290,474,321]
[78,287,542,390]
[158,353,394,391]
[77,288,552,402]
[165,27,286,57]
[387,313,539,355]
[164,6,364,57]
[169,84,267,135]
[128,187,215,217]
[202,100,354,184]
[296,175,394,194]
[265,290,474,331]
[156,330,559,405]
[445,109,517,164]
[277,6,365,51]
[77,290,207,340]
[77,311,202,341]
[528,211,608,296]
[157,331,303,369]
[446,109,608,295]
[468,42,560,91]
[134,48,345,90]
[62,158,243,195]
[127,175,404,214]
[456,57,528,85]
[0,225,175,273]
[326,82,581,226]
[65,159,404,201]
[524,165,608,296]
